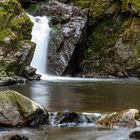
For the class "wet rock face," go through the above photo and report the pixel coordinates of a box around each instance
[0,90,49,127]
[34,1,87,76]
[97,109,140,128]
[22,66,41,81]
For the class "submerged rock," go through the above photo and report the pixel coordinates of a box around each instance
[129,130,140,139]
[97,109,140,128]
[0,90,48,127]
[49,111,101,126]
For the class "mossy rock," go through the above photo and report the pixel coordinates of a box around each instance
[0,0,35,76]
[121,0,140,13]
[0,90,48,127]
[82,15,127,74]
[68,0,90,9]
[97,109,140,128]
[89,0,119,25]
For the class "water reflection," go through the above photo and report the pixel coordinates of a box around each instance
[1,79,140,113]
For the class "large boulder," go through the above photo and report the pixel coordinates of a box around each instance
[0,0,35,78]
[0,90,48,127]
[96,109,140,128]
[34,1,88,76]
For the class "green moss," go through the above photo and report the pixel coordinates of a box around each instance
[68,0,90,9]
[0,0,34,76]
[122,0,140,13]
[0,29,12,42]
[86,17,123,55]
[0,60,7,71]
[133,0,140,10]
[89,0,119,25]
[83,15,128,73]
[10,13,33,39]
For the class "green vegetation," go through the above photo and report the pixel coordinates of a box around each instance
[0,0,34,76]
[68,0,90,9]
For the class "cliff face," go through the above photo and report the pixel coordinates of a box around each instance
[0,0,34,77]
[2,0,140,79]
[81,0,140,78]
[55,0,140,78]
[26,0,140,78]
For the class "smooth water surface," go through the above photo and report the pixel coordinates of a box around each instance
[1,78,140,113]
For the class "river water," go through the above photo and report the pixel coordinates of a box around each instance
[0,78,140,139]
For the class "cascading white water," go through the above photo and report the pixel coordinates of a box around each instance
[29,15,117,82]
[29,15,51,74]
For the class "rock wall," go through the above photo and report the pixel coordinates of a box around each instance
[81,0,140,78]
[0,0,34,78]
[27,0,140,78]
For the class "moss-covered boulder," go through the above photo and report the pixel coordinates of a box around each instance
[0,90,48,127]
[0,0,35,78]
[97,109,140,128]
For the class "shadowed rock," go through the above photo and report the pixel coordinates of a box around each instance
[129,130,140,139]
[8,135,28,140]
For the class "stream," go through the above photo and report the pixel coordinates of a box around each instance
[0,78,140,139]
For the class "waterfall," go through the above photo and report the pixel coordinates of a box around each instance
[29,15,51,75]
[28,15,115,82]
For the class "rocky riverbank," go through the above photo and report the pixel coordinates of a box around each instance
[0,90,140,139]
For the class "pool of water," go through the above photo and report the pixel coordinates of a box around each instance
[1,78,140,113]
[0,78,140,139]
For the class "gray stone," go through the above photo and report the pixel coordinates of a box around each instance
[0,90,48,127]
[97,109,140,128]
[34,1,87,75]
